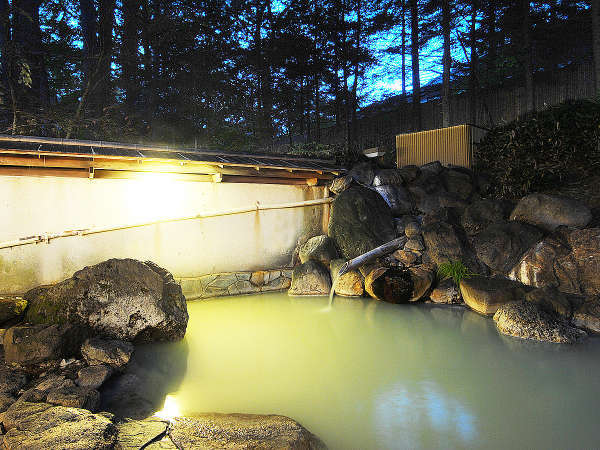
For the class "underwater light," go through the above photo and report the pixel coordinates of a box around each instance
[154,395,181,421]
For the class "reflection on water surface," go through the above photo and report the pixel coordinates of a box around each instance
[103,293,600,449]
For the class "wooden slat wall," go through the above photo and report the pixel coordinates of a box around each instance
[396,124,472,168]
[277,62,595,155]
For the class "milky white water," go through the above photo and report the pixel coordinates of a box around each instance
[107,293,600,449]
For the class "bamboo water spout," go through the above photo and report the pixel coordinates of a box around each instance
[337,237,408,277]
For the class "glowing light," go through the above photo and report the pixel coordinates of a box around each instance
[154,395,181,421]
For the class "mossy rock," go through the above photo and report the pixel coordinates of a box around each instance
[0,296,28,325]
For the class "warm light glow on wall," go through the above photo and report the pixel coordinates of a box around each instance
[123,173,196,222]
[154,395,181,421]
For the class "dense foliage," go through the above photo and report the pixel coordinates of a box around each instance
[0,1,596,162]
[475,100,600,200]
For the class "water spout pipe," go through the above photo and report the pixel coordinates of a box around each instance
[337,236,407,277]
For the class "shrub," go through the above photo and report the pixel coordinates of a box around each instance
[474,99,600,199]
[437,260,474,287]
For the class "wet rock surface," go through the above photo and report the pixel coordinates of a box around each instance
[493,301,587,344]
[289,261,332,296]
[168,413,326,450]
[330,259,364,297]
[460,276,530,316]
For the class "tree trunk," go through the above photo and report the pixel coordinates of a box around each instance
[350,0,361,148]
[441,0,451,128]
[522,0,534,111]
[593,0,600,93]
[469,0,478,123]
[98,0,116,112]
[401,0,406,96]
[13,0,50,106]
[485,0,496,86]
[410,0,421,131]
[122,0,141,113]
[80,0,98,108]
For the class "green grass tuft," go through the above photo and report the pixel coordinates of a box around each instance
[437,260,475,287]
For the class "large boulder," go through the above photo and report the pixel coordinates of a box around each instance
[493,301,587,344]
[46,386,100,411]
[288,261,331,296]
[299,235,339,267]
[460,275,530,315]
[169,413,326,450]
[76,365,113,390]
[471,221,543,274]
[3,324,81,365]
[0,402,117,449]
[0,296,27,326]
[24,259,188,343]
[328,185,396,260]
[460,199,512,236]
[329,175,352,194]
[509,228,600,297]
[421,221,482,273]
[330,259,363,297]
[510,193,592,232]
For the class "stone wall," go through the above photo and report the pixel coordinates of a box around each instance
[177,269,293,300]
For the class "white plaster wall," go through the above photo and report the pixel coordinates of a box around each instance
[0,175,328,294]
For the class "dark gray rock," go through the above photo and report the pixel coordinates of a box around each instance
[442,169,474,201]
[460,199,512,236]
[525,287,573,319]
[510,193,592,232]
[169,413,326,450]
[0,393,15,412]
[373,169,405,186]
[397,165,420,183]
[347,161,376,186]
[46,386,100,411]
[493,301,587,344]
[421,221,482,273]
[573,300,600,334]
[374,184,413,216]
[0,401,117,449]
[419,161,444,175]
[299,235,339,267]
[3,324,81,365]
[24,259,188,343]
[76,365,113,389]
[405,237,425,252]
[328,185,396,260]
[288,261,332,296]
[0,366,27,395]
[81,338,134,370]
[472,220,543,274]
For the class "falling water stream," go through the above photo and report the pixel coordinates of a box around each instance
[102,293,600,450]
